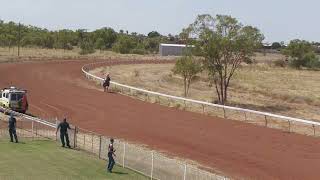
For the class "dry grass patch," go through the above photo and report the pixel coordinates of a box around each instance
[92,60,320,121]
[0,47,175,62]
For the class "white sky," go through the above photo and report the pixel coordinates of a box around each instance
[0,0,319,42]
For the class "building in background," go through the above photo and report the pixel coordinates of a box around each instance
[159,43,189,56]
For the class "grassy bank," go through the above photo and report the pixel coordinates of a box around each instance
[0,140,148,180]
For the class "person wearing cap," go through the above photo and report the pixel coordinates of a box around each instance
[56,118,71,148]
[107,138,116,172]
[103,74,111,92]
[8,113,18,143]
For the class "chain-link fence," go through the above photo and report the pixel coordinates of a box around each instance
[0,111,227,180]
[0,114,56,141]
[75,127,227,180]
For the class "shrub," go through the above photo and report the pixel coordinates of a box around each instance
[65,43,74,50]
[79,40,95,55]
[130,48,147,55]
[244,57,254,64]
[271,42,282,49]
[306,57,320,69]
[133,69,140,77]
[273,59,287,67]
[282,39,318,69]
[112,35,136,54]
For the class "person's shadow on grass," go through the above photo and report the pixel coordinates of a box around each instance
[111,171,128,175]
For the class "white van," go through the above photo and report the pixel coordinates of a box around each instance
[0,87,28,113]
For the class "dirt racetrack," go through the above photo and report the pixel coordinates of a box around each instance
[1,60,320,180]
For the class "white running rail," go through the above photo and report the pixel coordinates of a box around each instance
[82,61,320,128]
[0,107,56,128]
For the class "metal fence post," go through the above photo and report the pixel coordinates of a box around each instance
[265,115,268,127]
[223,107,226,119]
[183,163,187,180]
[151,151,154,180]
[312,124,316,136]
[91,134,94,153]
[73,126,77,148]
[244,112,247,121]
[122,142,126,168]
[202,105,205,114]
[288,120,291,133]
[31,121,34,140]
[35,123,38,136]
[99,135,102,159]
[84,133,86,149]
[55,118,58,141]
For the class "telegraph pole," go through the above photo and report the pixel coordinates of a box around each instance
[18,22,21,57]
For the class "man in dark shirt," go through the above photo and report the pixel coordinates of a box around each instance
[107,138,116,172]
[56,118,71,148]
[8,113,18,143]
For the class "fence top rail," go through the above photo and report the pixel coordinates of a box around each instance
[82,62,320,127]
[0,107,56,128]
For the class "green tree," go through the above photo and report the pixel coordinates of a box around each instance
[271,42,282,49]
[112,35,136,54]
[79,38,95,55]
[187,14,264,104]
[282,39,319,69]
[143,37,160,53]
[95,38,105,52]
[56,29,75,50]
[172,54,202,97]
[147,31,161,38]
[93,28,117,49]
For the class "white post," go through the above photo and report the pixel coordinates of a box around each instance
[31,121,34,139]
[183,163,187,180]
[91,134,94,153]
[55,117,58,141]
[122,142,126,168]
[151,151,154,180]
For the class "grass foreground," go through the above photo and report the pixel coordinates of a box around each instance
[0,140,148,180]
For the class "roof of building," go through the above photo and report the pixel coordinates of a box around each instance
[2,87,27,93]
[160,43,187,47]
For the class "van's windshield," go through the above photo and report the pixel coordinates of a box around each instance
[10,93,23,101]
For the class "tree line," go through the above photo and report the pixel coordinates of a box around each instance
[0,20,183,55]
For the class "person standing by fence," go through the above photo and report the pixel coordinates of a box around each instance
[107,138,116,173]
[103,74,111,92]
[56,118,71,148]
[8,113,18,143]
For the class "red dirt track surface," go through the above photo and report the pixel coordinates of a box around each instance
[1,60,320,180]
